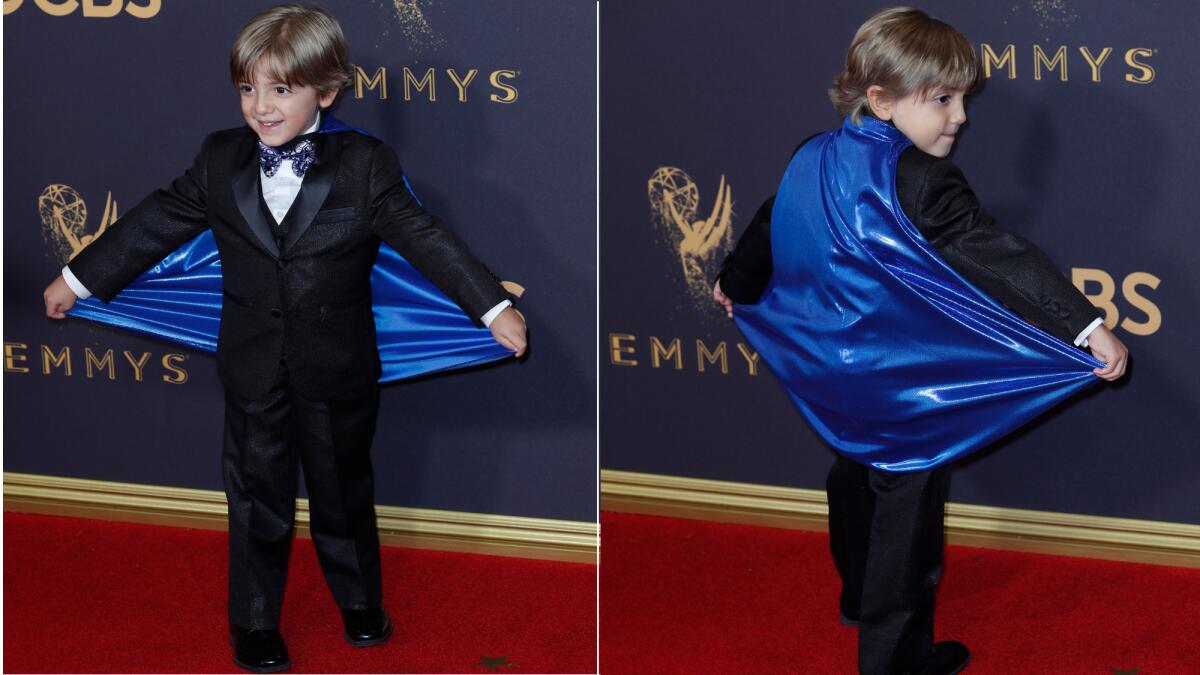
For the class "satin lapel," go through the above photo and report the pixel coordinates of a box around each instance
[281,133,341,253]
[231,140,282,258]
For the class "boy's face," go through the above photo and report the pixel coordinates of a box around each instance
[871,86,967,158]
[239,63,338,147]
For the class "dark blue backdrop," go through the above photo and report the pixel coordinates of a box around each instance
[600,1,1198,525]
[4,0,596,522]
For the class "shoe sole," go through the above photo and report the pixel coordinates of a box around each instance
[839,611,860,628]
[344,619,394,647]
[947,652,972,675]
[229,635,291,673]
[231,656,291,674]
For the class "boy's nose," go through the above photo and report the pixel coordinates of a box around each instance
[253,94,272,114]
[951,101,967,125]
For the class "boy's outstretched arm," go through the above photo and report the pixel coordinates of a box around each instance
[900,153,1128,380]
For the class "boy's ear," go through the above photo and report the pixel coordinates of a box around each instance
[866,85,893,121]
[318,87,339,110]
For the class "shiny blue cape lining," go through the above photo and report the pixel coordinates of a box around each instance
[733,116,1101,472]
[66,115,513,382]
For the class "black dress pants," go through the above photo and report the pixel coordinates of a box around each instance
[826,456,950,675]
[220,358,384,629]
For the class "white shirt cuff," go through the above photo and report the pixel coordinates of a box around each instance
[61,265,93,300]
[480,299,512,328]
[1074,316,1104,348]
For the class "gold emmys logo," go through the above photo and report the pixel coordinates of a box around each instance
[3,0,160,18]
[39,184,118,264]
[5,340,189,384]
[979,43,1155,83]
[647,167,734,309]
[353,65,519,104]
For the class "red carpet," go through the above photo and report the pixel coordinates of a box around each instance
[3,512,596,673]
[599,511,1200,674]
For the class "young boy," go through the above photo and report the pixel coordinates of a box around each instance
[42,4,527,673]
[714,8,1127,675]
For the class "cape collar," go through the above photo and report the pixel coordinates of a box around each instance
[318,113,371,137]
[843,113,907,145]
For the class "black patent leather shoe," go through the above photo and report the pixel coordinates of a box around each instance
[916,640,972,675]
[229,625,290,673]
[341,606,393,647]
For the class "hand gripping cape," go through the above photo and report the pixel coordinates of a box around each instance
[733,115,1102,472]
[66,116,514,382]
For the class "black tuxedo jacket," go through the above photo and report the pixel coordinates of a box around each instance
[69,127,509,400]
[718,133,1100,346]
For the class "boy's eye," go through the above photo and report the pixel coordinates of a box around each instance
[238,84,253,93]
[935,95,950,104]
[275,86,290,95]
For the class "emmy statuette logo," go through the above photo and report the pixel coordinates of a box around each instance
[647,167,734,311]
[38,184,118,264]
[608,167,762,377]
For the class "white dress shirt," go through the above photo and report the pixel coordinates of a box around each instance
[1074,317,1104,348]
[63,113,511,327]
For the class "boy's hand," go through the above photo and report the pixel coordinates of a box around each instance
[44,275,78,319]
[1086,324,1128,381]
[490,306,527,358]
[713,279,734,319]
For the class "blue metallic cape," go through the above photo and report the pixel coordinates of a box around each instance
[733,116,1102,472]
[66,116,513,381]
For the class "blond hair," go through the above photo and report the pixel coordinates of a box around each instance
[829,7,981,124]
[230,4,353,98]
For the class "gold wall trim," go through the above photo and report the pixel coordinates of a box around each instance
[601,469,1200,568]
[4,472,597,564]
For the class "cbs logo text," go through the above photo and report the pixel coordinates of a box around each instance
[3,0,159,18]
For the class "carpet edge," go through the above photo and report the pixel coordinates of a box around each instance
[4,471,599,564]
[599,469,1200,568]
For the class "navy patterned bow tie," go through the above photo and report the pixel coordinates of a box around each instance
[258,138,316,178]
